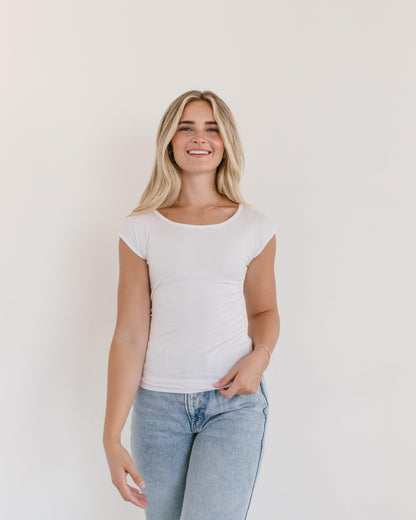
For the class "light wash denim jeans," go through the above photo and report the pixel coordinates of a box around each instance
[130,375,270,520]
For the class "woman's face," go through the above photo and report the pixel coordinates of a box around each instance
[170,100,225,174]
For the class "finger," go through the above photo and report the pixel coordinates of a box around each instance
[128,462,146,489]
[118,481,148,508]
[129,491,147,501]
[128,491,148,508]
[127,484,147,497]
[116,473,146,506]
[130,488,149,506]
[220,384,240,400]
[213,375,232,387]
[214,369,237,387]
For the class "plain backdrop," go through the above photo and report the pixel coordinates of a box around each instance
[1,1,415,519]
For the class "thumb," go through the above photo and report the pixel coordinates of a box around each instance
[214,368,237,387]
[129,461,146,489]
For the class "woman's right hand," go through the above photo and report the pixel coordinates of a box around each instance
[104,440,148,509]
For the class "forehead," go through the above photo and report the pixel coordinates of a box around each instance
[181,100,214,120]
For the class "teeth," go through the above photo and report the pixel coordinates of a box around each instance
[188,150,210,155]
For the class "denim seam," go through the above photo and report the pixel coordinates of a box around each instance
[184,393,194,432]
[243,388,268,519]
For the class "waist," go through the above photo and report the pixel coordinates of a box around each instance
[140,334,253,393]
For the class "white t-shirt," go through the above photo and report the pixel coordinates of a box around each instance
[118,203,276,393]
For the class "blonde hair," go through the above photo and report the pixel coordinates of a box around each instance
[127,89,253,216]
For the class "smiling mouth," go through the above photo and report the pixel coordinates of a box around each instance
[187,151,212,157]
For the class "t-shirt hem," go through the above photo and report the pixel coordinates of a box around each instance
[139,379,228,394]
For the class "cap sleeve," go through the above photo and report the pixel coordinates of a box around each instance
[248,212,276,263]
[118,215,148,259]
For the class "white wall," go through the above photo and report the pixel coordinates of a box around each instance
[1,1,415,518]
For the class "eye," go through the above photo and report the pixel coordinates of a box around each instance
[178,126,219,132]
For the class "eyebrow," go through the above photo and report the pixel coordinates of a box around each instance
[178,120,218,125]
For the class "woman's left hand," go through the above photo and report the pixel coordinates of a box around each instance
[213,348,270,399]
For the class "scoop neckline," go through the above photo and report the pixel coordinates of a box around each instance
[153,203,243,228]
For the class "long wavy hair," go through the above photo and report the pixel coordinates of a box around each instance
[127,89,253,216]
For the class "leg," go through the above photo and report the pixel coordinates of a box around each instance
[179,379,269,520]
[130,386,195,520]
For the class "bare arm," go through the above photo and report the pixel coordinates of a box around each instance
[102,238,151,509]
[103,238,151,444]
[214,235,280,397]
[244,234,280,361]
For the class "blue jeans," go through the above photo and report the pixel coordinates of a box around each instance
[130,376,270,520]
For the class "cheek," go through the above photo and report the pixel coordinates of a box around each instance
[171,134,185,151]
[213,134,224,149]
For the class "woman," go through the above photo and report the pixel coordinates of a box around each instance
[103,89,280,519]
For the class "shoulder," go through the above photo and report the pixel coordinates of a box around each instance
[122,209,154,221]
[119,210,154,229]
[240,205,277,264]
[118,210,154,260]
[241,205,276,230]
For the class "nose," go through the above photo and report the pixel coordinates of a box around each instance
[192,130,206,143]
